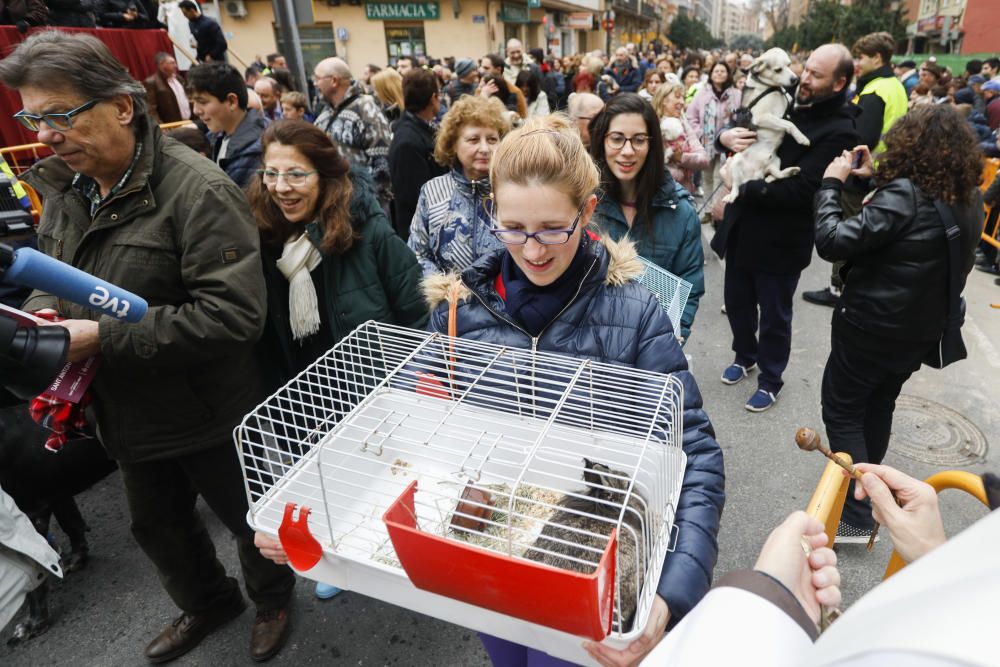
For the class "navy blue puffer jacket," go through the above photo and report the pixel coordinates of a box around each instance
[423,235,725,623]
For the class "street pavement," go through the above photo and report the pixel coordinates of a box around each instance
[3,236,997,666]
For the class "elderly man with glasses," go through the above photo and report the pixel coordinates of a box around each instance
[1,31,295,664]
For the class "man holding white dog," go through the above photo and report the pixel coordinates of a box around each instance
[713,44,860,412]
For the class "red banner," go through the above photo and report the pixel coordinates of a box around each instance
[0,27,174,149]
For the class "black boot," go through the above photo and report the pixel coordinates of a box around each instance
[802,287,840,307]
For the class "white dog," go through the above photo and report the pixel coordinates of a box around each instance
[722,48,811,204]
[660,116,684,162]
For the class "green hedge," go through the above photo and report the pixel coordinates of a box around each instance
[904,53,999,75]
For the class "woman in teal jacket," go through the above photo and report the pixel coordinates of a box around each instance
[588,93,705,342]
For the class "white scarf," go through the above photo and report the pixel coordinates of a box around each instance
[276,232,323,341]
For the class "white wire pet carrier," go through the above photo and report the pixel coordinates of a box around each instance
[236,322,686,665]
[636,257,692,337]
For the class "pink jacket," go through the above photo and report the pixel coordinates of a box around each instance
[686,85,742,160]
[665,115,709,195]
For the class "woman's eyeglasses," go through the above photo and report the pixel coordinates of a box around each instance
[487,199,586,246]
[258,169,317,186]
[13,99,99,132]
[605,132,650,150]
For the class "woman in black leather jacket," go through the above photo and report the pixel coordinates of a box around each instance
[812,104,983,542]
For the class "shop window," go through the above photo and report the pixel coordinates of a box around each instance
[385,24,426,65]
[273,24,337,73]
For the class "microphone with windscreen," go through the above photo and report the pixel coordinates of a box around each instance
[0,244,148,322]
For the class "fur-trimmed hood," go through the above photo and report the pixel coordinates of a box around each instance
[422,233,644,310]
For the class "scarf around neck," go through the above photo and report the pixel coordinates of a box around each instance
[499,233,594,337]
[276,231,323,341]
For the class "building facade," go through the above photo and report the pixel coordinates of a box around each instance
[213,0,612,77]
[906,0,965,53]
[904,0,999,55]
[719,1,756,44]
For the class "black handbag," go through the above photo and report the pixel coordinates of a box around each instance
[923,200,968,369]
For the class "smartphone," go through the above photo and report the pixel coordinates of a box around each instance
[851,150,863,169]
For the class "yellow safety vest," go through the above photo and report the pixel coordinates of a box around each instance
[852,75,908,157]
[0,154,30,210]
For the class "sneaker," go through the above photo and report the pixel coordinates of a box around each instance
[745,388,779,412]
[802,287,840,307]
[721,362,756,385]
[314,582,343,600]
[835,522,879,545]
[975,263,1000,275]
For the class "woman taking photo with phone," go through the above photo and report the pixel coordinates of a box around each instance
[814,105,982,541]
[422,115,724,667]
[588,93,704,343]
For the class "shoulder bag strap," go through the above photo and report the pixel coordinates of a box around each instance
[324,94,360,134]
[932,199,963,327]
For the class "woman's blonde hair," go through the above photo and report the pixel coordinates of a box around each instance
[651,80,685,119]
[490,114,599,208]
[371,68,403,109]
[433,95,511,166]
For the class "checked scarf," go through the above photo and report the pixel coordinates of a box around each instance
[27,310,94,452]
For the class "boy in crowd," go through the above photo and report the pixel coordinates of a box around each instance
[187,62,268,189]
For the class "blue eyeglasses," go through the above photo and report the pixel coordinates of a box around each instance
[13,99,100,132]
[487,199,587,246]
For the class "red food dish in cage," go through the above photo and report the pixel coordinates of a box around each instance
[383,479,617,641]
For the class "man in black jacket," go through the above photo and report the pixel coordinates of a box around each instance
[179,0,227,63]
[714,43,859,413]
[388,69,447,240]
[802,32,908,308]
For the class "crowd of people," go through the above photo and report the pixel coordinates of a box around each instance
[0,21,997,667]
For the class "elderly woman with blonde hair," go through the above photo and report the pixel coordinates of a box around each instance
[408,95,512,275]
[652,79,708,196]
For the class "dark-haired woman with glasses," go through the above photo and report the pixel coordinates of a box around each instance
[248,119,427,598]
[588,93,704,342]
[250,119,427,388]
[421,114,723,667]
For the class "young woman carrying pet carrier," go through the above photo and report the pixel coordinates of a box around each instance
[422,114,724,667]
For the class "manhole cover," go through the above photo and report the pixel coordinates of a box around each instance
[889,395,989,465]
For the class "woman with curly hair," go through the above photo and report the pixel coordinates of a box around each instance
[813,104,984,542]
[408,95,512,275]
